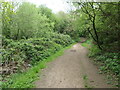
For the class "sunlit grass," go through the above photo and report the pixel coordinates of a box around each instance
[81,39,91,48]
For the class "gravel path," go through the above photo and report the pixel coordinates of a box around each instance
[35,43,113,88]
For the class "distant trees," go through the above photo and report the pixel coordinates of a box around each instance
[1,1,80,41]
[1,2,57,40]
[1,1,119,52]
[15,2,38,39]
[54,11,69,33]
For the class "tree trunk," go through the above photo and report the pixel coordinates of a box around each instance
[92,17,102,50]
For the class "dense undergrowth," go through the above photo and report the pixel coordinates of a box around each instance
[2,32,73,65]
[1,43,74,88]
[82,40,119,87]
[1,1,76,88]
[1,32,74,88]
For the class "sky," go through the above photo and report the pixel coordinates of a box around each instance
[4,0,71,13]
[26,0,120,13]
[4,0,120,13]
[26,0,71,13]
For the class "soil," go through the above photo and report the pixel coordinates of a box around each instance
[35,43,114,88]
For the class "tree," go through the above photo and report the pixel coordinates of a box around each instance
[69,1,119,51]
[15,2,38,39]
[1,1,15,38]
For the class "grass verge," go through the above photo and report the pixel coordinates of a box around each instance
[2,43,75,88]
[81,39,91,48]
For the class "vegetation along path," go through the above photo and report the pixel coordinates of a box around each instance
[35,43,113,88]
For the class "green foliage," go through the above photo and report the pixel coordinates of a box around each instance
[1,1,74,85]
[1,2,77,41]
[2,33,73,64]
[54,11,69,33]
[81,39,91,48]
[72,2,119,50]
[89,45,101,57]
[1,3,74,88]
[1,0,119,88]
[82,39,119,87]
[95,53,119,75]
[72,12,88,37]
[38,5,56,23]
[1,1,74,88]
[2,43,74,88]
[1,2,15,38]
[1,2,56,40]
[1,32,73,87]
[15,2,38,39]
[89,44,119,78]
[2,60,47,88]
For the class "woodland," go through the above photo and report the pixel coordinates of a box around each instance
[0,1,119,88]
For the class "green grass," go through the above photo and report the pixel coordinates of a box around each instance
[2,43,75,88]
[81,39,91,48]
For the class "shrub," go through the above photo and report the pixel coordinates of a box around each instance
[1,33,73,75]
[89,44,119,77]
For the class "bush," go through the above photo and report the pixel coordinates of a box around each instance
[89,44,119,77]
[1,33,73,74]
[89,45,101,57]
[96,53,119,75]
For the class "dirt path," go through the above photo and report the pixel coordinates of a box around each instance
[35,43,113,88]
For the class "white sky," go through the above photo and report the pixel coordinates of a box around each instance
[5,0,120,13]
[26,0,71,13]
[26,0,120,13]
[5,0,71,13]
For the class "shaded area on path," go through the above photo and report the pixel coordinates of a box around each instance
[35,43,113,88]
